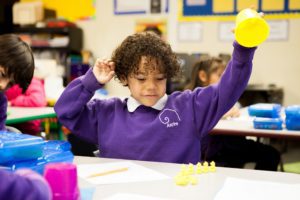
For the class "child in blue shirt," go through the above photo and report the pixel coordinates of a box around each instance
[55,31,256,164]
[185,56,280,171]
[0,34,51,199]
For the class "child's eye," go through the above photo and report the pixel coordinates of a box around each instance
[156,77,165,81]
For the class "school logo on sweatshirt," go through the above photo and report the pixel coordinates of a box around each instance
[159,108,181,128]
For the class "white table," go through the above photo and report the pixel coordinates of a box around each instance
[6,107,56,125]
[75,156,300,200]
[211,109,300,139]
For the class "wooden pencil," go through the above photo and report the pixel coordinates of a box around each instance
[87,167,129,178]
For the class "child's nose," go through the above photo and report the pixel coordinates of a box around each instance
[146,80,156,90]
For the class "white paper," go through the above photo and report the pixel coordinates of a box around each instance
[187,0,206,6]
[77,161,169,185]
[115,0,150,13]
[215,177,300,200]
[178,22,203,42]
[219,22,235,42]
[267,20,289,41]
[104,193,175,200]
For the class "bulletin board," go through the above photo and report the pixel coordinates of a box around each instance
[178,0,300,21]
[20,0,96,22]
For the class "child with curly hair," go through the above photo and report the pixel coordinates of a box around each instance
[55,31,257,164]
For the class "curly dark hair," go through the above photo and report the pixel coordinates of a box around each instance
[0,34,34,93]
[111,32,180,84]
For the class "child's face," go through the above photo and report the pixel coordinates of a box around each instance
[126,56,167,107]
[208,68,223,85]
[0,66,12,92]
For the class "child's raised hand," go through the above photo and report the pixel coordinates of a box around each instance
[93,58,115,84]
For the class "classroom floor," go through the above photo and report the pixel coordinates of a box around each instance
[280,140,300,173]
[244,139,300,173]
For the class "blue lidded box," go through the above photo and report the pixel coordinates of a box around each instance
[285,105,300,130]
[248,103,282,118]
[253,117,283,130]
[0,131,45,164]
[285,105,300,118]
[2,140,74,174]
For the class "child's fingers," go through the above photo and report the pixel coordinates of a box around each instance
[108,61,115,71]
[108,71,115,78]
[250,5,255,9]
[259,12,264,18]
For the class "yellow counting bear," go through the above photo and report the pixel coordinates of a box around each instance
[235,8,270,48]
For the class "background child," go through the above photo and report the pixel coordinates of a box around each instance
[0,34,50,199]
[185,56,280,171]
[55,31,257,164]
[0,169,51,200]
[5,77,47,135]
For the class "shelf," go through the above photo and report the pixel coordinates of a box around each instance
[13,26,77,34]
[13,26,83,52]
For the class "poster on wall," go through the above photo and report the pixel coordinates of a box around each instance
[267,20,289,40]
[135,19,167,40]
[114,0,169,14]
[20,0,96,22]
[179,0,300,21]
[178,22,203,42]
[218,20,289,42]
[218,22,235,42]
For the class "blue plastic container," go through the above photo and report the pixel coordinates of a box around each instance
[2,140,74,174]
[253,117,283,130]
[285,118,300,130]
[285,105,300,130]
[248,103,282,118]
[0,131,45,164]
[44,140,72,151]
[285,105,300,118]
[6,151,74,174]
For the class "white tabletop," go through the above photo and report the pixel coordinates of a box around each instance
[212,109,300,139]
[6,106,56,125]
[75,156,300,200]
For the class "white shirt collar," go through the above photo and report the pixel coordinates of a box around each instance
[127,94,168,112]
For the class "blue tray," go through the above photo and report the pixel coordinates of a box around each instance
[285,105,300,118]
[0,131,45,164]
[248,103,282,118]
[1,140,74,174]
[253,117,283,130]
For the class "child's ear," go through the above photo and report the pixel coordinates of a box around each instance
[198,70,207,83]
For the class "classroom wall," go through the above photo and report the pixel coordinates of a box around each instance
[76,1,300,106]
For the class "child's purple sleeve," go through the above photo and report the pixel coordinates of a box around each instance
[0,93,8,130]
[0,169,51,200]
[54,68,103,143]
[192,41,256,136]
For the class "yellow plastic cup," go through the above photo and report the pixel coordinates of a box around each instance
[235,8,270,47]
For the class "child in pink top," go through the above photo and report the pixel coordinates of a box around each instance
[5,77,47,135]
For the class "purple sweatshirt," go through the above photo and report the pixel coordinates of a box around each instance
[0,169,51,200]
[0,92,8,130]
[55,42,256,164]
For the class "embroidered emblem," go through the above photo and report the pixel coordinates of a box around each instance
[159,108,181,128]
